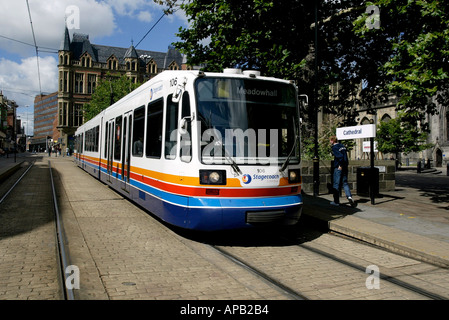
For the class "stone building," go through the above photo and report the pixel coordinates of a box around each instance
[55,26,187,152]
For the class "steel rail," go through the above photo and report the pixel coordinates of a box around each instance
[210,245,308,300]
[49,160,75,300]
[0,162,34,205]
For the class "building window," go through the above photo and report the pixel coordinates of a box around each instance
[63,71,69,92]
[75,73,84,94]
[108,58,118,70]
[74,104,83,127]
[148,61,157,74]
[169,62,179,70]
[59,102,68,126]
[87,74,96,94]
[81,56,91,68]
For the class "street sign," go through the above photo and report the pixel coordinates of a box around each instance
[363,141,378,152]
[336,124,376,140]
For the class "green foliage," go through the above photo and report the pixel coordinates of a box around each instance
[154,0,448,159]
[376,114,433,156]
[84,74,140,121]
[354,0,449,127]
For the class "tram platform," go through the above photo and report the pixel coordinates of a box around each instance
[0,155,24,183]
[302,166,449,268]
[1,154,448,269]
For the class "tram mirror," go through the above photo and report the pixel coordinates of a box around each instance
[172,85,183,103]
[179,116,193,135]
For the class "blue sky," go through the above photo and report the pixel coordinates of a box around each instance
[0,0,188,134]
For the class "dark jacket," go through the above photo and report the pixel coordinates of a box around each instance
[332,143,349,168]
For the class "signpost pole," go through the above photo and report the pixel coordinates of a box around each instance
[370,137,375,205]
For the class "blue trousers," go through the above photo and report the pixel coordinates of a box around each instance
[333,167,352,203]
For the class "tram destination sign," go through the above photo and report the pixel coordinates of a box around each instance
[336,124,376,140]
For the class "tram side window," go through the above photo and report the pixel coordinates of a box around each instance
[95,125,99,152]
[180,91,192,163]
[165,95,178,160]
[146,99,163,158]
[104,123,109,158]
[132,106,145,157]
[114,116,122,160]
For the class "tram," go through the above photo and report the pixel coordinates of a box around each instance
[74,69,303,231]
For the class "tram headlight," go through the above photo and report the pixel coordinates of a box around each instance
[200,170,226,185]
[288,169,301,184]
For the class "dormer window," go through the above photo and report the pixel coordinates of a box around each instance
[108,56,118,70]
[168,61,179,70]
[81,54,92,67]
[147,60,157,74]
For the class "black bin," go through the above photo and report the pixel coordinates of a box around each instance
[357,167,379,196]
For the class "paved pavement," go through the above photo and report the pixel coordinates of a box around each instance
[301,165,449,268]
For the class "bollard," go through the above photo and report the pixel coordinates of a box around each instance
[417,161,421,173]
[447,163,449,176]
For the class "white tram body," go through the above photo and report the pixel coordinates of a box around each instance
[74,69,303,231]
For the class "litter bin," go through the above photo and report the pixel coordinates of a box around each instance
[357,167,379,197]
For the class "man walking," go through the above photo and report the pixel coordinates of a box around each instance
[330,136,356,207]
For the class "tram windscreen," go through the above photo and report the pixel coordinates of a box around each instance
[195,77,300,165]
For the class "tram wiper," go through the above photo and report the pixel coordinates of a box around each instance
[279,134,299,173]
[217,140,242,176]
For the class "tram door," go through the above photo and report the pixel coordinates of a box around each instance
[121,112,132,192]
[106,119,114,183]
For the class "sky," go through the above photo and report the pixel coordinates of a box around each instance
[0,0,188,135]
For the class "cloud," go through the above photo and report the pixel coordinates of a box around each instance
[0,56,58,108]
[0,0,116,57]
[137,11,153,23]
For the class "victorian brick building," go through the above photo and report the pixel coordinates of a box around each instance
[35,26,187,152]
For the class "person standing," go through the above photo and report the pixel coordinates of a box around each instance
[330,136,356,207]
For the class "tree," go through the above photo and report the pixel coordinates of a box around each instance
[155,0,449,159]
[354,0,449,128]
[376,114,433,160]
[84,74,140,121]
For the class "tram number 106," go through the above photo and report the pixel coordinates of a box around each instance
[170,78,178,87]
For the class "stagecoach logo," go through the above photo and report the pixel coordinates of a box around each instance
[149,84,163,101]
[242,174,252,184]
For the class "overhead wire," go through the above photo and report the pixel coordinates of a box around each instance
[0,34,58,53]
[25,0,43,95]
[135,12,167,49]
[135,1,180,49]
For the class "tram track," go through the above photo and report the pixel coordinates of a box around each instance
[0,157,75,300]
[297,239,448,300]
[209,245,308,300]
[49,160,75,300]
[201,227,448,300]
[0,160,34,205]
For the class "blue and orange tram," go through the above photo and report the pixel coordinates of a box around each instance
[74,69,303,231]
